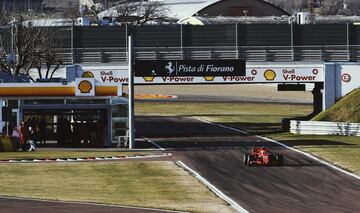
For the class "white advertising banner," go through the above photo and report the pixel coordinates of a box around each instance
[75,68,129,84]
[74,63,324,84]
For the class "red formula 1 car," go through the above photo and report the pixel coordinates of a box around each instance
[243,147,284,166]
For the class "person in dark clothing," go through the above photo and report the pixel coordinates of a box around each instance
[57,117,65,147]
[39,116,47,145]
[2,123,13,136]
[28,117,37,142]
[63,118,72,146]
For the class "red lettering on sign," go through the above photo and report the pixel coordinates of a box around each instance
[283,75,316,81]
[161,77,195,82]
[222,76,255,82]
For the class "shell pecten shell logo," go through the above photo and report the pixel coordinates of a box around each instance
[78,80,93,93]
[264,69,276,81]
[204,76,215,81]
[143,77,155,82]
[82,71,94,78]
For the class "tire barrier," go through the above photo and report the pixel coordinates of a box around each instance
[0,153,171,163]
[0,137,19,152]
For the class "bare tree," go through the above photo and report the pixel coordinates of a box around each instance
[266,0,360,15]
[81,2,105,24]
[0,7,10,26]
[30,28,64,79]
[61,1,81,22]
[318,0,343,15]
[82,0,171,25]
[0,16,41,78]
[132,0,170,25]
[348,0,360,15]
[266,0,308,14]
[0,15,64,81]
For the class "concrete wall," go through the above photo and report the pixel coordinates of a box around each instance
[323,62,360,110]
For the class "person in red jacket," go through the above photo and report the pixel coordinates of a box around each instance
[19,121,27,146]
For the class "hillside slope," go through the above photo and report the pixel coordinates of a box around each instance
[312,88,360,123]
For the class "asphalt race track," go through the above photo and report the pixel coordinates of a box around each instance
[136,116,360,213]
[0,198,176,213]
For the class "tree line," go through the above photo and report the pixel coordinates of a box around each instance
[268,0,360,15]
[0,9,63,81]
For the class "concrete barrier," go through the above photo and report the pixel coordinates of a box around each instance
[290,120,360,136]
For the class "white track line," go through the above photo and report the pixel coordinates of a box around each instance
[0,196,185,213]
[196,118,360,180]
[256,136,360,180]
[145,136,247,212]
[176,161,248,213]
[195,117,249,135]
[144,137,166,151]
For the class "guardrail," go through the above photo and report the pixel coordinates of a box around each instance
[55,45,360,65]
[290,120,360,136]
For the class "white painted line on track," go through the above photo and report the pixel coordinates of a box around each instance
[176,161,248,213]
[196,117,360,180]
[144,137,166,151]
[256,136,360,180]
[194,117,249,135]
[0,196,186,213]
[0,154,172,164]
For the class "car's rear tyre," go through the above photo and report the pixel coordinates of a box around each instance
[276,154,284,166]
[248,155,255,166]
[269,154,276,166]
[243,153,249,165]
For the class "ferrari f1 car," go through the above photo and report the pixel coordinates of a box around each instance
[243,147,284,166]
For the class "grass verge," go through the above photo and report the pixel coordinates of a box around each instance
[136,101,360,175]
[0,161,233,213]
[0,151,153,161]
[312,88,360,122]
[263,133,360,175]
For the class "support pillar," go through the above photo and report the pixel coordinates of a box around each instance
[312,82,324,116]
[128,36,135,149]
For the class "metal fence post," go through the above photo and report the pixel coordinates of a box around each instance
[235,23,238,59]
[71,24,74,64]
[180,24,183,60]
[291,22,295,61]
[128,36,135,149]
[347,22,350,61]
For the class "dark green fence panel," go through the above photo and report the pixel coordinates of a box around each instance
[182,25,236,47]
[237,24,291,46]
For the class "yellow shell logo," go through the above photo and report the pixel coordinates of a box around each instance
[143,77,155,82]
[82,71,94,78]
[204,76,215,81]
[78,80,93,93]
[264,69,276,81]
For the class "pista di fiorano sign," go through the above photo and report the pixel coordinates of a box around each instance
[134,60,246,77]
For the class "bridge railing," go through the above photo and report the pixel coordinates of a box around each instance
[56,45,360,64]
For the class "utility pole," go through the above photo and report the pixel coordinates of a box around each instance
[128,36,135,149]
[307,0,316,24]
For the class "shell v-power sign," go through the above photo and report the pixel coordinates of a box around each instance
[133,60,323,84]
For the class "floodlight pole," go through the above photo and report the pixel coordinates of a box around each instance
[6,99,9,136]
[128,36,135,149]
